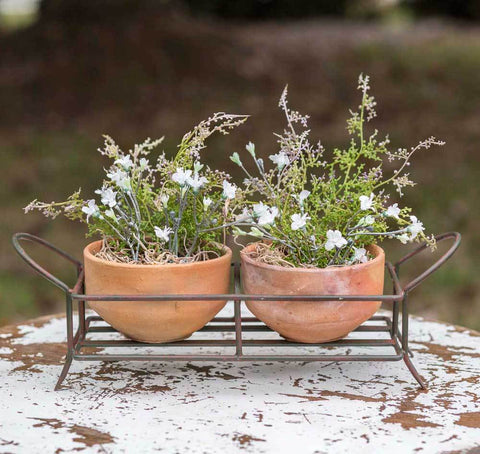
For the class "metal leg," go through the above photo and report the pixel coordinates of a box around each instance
[54,352,73,391]
[233,263,243,357]
[401,293,426,389]
[403,352,427,390]
[55,293,74,391]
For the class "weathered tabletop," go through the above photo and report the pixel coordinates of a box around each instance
[0,306,479,454]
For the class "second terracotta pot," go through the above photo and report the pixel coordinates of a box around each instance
[84,240,231,343]
[241,243,385,343]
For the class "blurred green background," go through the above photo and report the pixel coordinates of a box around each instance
[1,0,479,328]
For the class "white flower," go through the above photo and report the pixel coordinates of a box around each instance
[193,161,204,173]
[258,206,279,226]
[187,174,208,192]
[105,209,117,220]
[359,193,375,211]
[154,226,173,243]
[359,215,375,226]
[269,152,290,169]
[408,215,424,239]
[172,168,193,186]
[297,190,311,206]
[222,180,237,199]
[203,197,213,210]
[397,233,410,244]
[81,199,99,222]
[236,207,252,222]
[107,168,131,191]
[232,226,248,235]
[249,227,264,238]
[252,202,269,218]
[138,158,149,171]
[117,176,131,191]
[291,213,311,231]
[352,247,368,264]
[160,194,169,208]
[246,142,256,157]
[230,152,242,166]
[386,203,401,219]
[325,230,348,251]
[95,187,117,208]
[115,155,133,170]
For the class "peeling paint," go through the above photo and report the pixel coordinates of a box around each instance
[0,308,479,453]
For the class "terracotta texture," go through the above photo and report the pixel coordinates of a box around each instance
[83,240,231,343]
[241,243,385,343]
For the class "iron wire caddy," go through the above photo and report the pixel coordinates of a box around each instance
[12,232,461,391]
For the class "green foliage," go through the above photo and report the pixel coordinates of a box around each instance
[25,113,248,263]
[232,75,444,268]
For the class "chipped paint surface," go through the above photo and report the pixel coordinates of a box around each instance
[0,306,479,453]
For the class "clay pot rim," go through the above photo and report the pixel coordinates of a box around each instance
[84,240,232,269]
[240,242,384,273]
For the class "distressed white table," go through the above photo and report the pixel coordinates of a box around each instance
[1,307,479,454]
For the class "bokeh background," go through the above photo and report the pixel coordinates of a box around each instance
[1,0,479,329]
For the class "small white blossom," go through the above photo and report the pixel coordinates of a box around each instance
[117,176,131,191]
[352,247,368,264]
[172,168,193,186]
[115,155,133,170]
[160,194,169,208]
[105,209,117,220]
[222,181,237,199]
[230,152,242,166]
[291,213,311,231]
[386,203,401,219]
[359,193,375,211]
[246,142,256,157]
[203,197,213,210]
[325,230,348,251]
[359,215,375,226]
[258,206,279,226]
[187,174,208,192]
[193,161,204,173]
[232,226,248,235]
[253,202,269,218]
[249,227,264,238]
[297,190,311,206]
[81,199,99,222]
[95,187,117,208]
[107,168,131,191]
[397,233,410,244]
[236,207,252,222]
[154,226,173,243]
[408,215,424,239]
[269,152,290,169]
[138,158,149,170]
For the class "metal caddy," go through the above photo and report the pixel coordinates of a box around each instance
[12,232,461,391]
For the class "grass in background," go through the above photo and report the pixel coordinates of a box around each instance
[1,15,479,329]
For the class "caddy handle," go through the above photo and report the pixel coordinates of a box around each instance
[12,232,82,292]
[395,232,461,293]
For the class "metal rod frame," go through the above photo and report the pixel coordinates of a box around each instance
[12,232,461,391]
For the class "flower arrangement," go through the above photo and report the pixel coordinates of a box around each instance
[230,75,444,268]
[25,113,248,264]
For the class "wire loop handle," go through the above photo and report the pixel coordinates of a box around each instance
[12,232,82,292]
[395,232,461,293]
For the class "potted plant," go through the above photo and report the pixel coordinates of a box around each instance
[25,112,248,343]
[229,75,444,343]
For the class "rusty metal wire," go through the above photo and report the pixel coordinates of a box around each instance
[12,232,461,391]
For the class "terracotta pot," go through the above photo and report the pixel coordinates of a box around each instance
[241,243,385,343]
[83,240,231,343]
